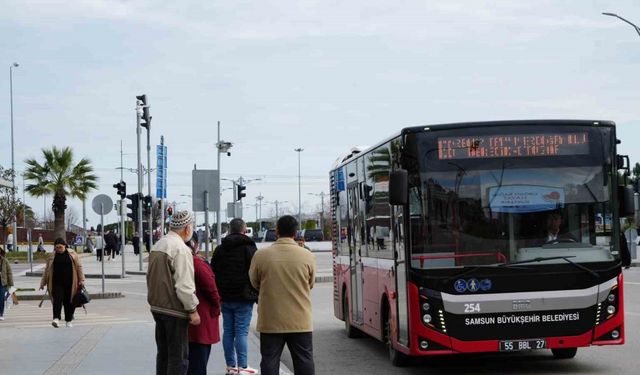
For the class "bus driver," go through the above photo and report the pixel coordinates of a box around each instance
[540,210,576,245]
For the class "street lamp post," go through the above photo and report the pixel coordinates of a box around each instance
[9,62,18,251]
[216,121,233,247]
[294,148,304,226]
[603,12,640,36]
[603,11,640,231]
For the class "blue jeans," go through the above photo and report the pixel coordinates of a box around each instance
[222,302,254,368]
[0,284,6,316]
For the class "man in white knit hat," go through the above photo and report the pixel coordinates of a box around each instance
[147,210,200,375]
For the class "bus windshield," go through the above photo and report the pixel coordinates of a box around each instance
[405,125,617,270]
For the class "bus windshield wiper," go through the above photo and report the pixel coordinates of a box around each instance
[501,256,599,279]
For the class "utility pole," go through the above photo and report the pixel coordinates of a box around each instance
[295,148,304,225]
[216,121,222,247]
[309,192,326,231]
[135,96,144,271]
[10,62,19,251]
[146,114,152,251]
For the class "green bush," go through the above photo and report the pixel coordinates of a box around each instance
[4,251,49,262]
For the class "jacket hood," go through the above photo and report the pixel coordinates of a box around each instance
[221,233,256,248]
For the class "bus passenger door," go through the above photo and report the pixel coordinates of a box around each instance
[393,205,409,346]
[348,183,364,324]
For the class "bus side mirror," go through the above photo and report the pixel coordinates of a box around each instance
[618,185,635,217]
[389,169,408,205]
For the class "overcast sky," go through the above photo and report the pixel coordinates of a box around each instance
[1,0,639,228]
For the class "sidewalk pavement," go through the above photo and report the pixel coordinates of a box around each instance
[0,302,288,375]
[3,247,294,375]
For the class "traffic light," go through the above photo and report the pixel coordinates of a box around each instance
[126,193,141,222]
[136,94,151,129]
[236,184,246,201]
[143,195,153,216]
[113,181,126,199]
[141,107,151,129]
[136,94,147,105]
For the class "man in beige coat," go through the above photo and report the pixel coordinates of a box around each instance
[249,215,316,375]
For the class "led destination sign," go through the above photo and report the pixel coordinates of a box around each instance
[438,133,589,160]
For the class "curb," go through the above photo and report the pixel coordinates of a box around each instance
[121,271,148,277]
[315,275,333,283]
[25,272,125,279]
[16,291,125,301]
[121,269,334,283]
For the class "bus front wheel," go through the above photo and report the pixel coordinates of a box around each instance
[384,304,409,366]
[551,348,577,359]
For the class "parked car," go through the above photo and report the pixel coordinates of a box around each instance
[302,229,324,242]
[262,229,277,242]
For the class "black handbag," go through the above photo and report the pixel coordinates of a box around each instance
[74,285,91,306]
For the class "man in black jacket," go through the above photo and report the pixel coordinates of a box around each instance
[210,218,258,375]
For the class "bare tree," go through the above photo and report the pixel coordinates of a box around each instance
[65,207,79,231]
[0,166,22,246]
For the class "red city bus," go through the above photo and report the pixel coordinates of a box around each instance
[331,120,632,365]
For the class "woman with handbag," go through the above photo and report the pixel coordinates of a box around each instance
[0,247,14,321]
[39,238,85,328]
[186,232,222,375]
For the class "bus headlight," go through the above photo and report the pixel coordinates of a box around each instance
[423,314,432,324]
[420,340,429,350]
[607,305,616,315]
[607,294,615,303]
[422,303,430,311]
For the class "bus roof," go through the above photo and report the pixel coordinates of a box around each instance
[331,119,615,171]
[401,119,615,134]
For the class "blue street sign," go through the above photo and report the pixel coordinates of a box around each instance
[156,144,167,198]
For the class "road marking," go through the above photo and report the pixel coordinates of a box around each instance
[43,325,110,375]
[0,302,151,328]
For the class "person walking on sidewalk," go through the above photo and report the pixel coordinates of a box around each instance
[186,233,222,375]
[39,238,85,328]
[132,232,141,255]
[147,210,201,375]
[210,218,259,375]
[249,215,317,375]
[0,247,14,321]
[37,233,45,252]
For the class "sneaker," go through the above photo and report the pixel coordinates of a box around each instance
[66,321,73,328]
[0,316,5,321]
[52,319,60,328]
[238,367,259,374]
[225,367,239,375]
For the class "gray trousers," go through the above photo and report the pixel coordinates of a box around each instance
[260,332,314,375]
[153,312,189,375]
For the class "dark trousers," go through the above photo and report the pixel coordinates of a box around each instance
[188,342,211,375]
[260,332,314,375]
[52,284,75,322]
[153,312,189,375]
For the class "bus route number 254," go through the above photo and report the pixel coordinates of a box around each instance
[464,303,481,313]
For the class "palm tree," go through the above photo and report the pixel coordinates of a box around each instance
[24,147,98,240]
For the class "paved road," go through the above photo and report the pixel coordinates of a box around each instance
[294,268,640,375]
